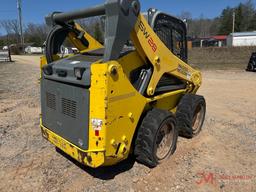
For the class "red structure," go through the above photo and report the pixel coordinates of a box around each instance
[192,35,227,47]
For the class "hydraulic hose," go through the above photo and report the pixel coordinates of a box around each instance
[45,25,70,63]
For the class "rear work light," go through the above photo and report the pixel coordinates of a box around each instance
[74,67,86,80]
[43,65,53,75]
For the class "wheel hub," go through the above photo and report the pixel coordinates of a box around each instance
[156,121,174,160]
[192,103,205,135]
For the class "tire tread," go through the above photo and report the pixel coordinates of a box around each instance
[134,108,177,167]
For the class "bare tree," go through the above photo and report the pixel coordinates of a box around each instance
[0,20,12,34]
[178,11,192,20]
[24,23,49,46]
[77,16,104,38]
[0,20,20,44]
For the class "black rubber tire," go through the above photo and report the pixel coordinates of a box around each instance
[247,61,256,72]
[134,108,178,168]
[176,94,206,139]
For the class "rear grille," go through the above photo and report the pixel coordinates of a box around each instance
[46,92,56,110]
[62,98,77,118]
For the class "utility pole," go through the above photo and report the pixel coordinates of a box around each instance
[17,0,24,51]
[232,11,235,34]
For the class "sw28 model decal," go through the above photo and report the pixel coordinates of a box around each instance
[138,20,157,52]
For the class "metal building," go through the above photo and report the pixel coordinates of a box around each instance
[227,32,256,47]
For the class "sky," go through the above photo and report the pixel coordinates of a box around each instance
[0,0,255,34]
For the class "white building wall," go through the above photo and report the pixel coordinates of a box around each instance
[231,36,256,46]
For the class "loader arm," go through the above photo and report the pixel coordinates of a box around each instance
[68,23,103,52]
[131,14,202,96]
[44,3,201,95]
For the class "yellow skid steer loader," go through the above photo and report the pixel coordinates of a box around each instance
[40,0,206,168]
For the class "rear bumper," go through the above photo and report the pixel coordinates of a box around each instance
[40,121,105,168]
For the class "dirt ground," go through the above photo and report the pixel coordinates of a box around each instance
[0,55,256,192]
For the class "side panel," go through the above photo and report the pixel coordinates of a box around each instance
[41,79,89,150]
[104,61,147,165]
[88,64,108,151]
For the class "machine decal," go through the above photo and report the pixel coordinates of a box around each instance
[138,20,150,38]
[91,119,103,131]
[177,64,191,80]
[138,20,157,52]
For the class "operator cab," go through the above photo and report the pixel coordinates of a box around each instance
[147,9,188,63]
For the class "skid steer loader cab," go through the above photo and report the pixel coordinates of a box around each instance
[148,9,188,62]
[40,0,206,168]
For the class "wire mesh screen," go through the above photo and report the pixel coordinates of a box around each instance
[153,13,187,62]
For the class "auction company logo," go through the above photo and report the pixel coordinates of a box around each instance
[196,172,216,186]
[196,172,255,186]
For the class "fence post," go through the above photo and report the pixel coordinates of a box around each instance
[8,47,12,62]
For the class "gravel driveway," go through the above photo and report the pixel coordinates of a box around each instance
[0,56,256,192]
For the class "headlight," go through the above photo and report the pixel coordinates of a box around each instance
[43,65,53,75]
